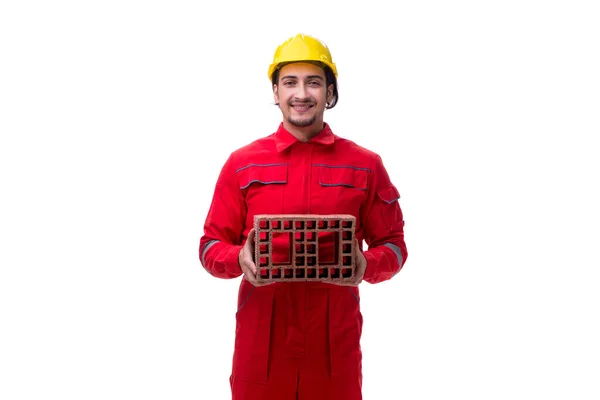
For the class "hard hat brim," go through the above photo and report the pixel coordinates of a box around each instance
[268,60,338,81]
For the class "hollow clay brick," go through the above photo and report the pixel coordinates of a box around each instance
[253,214,356,283]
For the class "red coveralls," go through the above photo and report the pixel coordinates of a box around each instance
[200,123,407,400]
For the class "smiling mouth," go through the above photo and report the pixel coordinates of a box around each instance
[291,103,314,112]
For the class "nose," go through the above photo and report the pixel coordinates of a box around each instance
[294,82,309,100]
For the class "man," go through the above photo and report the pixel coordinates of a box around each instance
[199,33,407,400]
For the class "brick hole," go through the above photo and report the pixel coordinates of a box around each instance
[272,232,292,264]
[307,232,316,242]
[259,268,269,279]
[283,220,293,230]
[259,257,269,266]
[330,268,341,279]
[307,268,317,278]
[260,244,269,254]
[271,269,281,279]
[342,220,353,228]
[342,230,352,241]
[306,244,316,254]
[284,268,294,279]
[295,231,304,241]
[318,231,339,265]
[318,268,328,278]
[307,256,316,266]
[318,220,328,229]
[272,220,281,229]
[295,243,305,254]
[341,268,353,278]
[342,243,352,254]
[306,220,316,229]
[259,220,269,229]
[295,256,305,266]
[295,220,304,229]
[342,256,353,266]
[295,269,305,279]
[329,220,339,228]
[259,231,269,242]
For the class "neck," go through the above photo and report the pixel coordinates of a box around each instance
[282,120,324,142]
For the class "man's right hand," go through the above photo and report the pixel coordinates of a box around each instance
[238,228,274,287]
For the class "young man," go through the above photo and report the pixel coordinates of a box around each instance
[199,33,407,400]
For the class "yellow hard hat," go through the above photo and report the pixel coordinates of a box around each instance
[268,33,338,80]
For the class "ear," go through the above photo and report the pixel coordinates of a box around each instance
[326,84,334,104]
[273,83,280,105]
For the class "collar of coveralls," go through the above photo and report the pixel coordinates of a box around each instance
[274,122,336,152]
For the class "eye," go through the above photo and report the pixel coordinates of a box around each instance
[283,80,296,87]
[308,80,322,86]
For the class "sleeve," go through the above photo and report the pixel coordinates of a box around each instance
[198,153,246,279]
[360,154,408,284]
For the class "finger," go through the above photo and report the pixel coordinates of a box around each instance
[243,261,269,286]
[247,273,272,287]
[243,258,257,275]
[243,268,260,286]
[247,229,257,273]
[247,253,257,274]
[353,237,361,256]
[247,228,256,249]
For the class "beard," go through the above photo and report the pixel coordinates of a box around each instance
[287,114,317,127]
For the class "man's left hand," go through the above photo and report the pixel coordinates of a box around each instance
[329,238,366,286]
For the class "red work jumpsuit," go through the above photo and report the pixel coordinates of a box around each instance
[199,123,407,400]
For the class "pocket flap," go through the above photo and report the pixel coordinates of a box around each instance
[377,184,400,204]
[318,165,368,190]
[237,164,288,189]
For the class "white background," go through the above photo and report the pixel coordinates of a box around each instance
[1,0,599,399]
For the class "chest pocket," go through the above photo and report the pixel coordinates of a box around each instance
[317,165,369,190]
[237,163,288,189]
[237,163,288,214]
[315,165,369,214]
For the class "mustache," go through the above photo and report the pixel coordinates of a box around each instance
[289,99,315,105]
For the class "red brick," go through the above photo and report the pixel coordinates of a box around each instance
[253,214,356,283]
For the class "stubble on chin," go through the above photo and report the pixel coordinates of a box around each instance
[288,115,317,127]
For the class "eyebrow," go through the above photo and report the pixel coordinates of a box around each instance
[281,75,325,81]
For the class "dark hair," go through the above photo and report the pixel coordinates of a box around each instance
[271,62,339,109]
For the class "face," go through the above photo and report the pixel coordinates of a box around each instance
[273,62,333,131]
